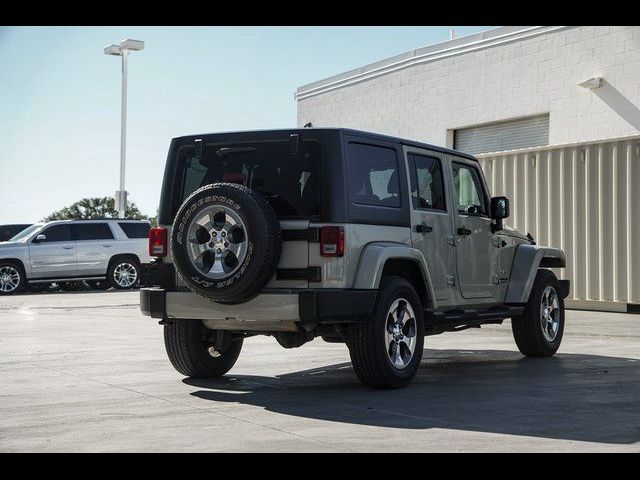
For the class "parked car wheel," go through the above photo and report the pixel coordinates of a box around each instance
[0,261,25,295]
[171,182,282,304]
[108,259,141,290]
[512,269,565,357]
[346,276,425,389]
[164,319,243,377]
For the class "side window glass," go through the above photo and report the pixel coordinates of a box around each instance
[452,163,488,216]
[348,143,400,208]
[75,223,115,241]
[118,222,150,239]
[40,225,72,242]
[409,154,446,211]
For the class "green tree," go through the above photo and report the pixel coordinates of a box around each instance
[148,208,159,228]
[42,197,151,222]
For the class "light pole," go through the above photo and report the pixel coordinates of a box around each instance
[104,38,144,219]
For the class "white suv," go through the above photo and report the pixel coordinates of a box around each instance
[0,219,152,294]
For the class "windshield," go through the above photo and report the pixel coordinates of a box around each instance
[173,139,320,220]
[9,224,43,242]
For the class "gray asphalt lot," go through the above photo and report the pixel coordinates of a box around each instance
[0,290,638,452]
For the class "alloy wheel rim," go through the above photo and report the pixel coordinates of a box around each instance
[540,285,561,342]
[114,262,138,288]
[186,205,249,280]
[384,298,417,370]
[0,266,20,293]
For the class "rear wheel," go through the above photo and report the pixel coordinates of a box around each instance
[512,269,565,357]
[163,319,243,377]
[108,259,140,290]
[0,262,25,295]
[346,276,424,389]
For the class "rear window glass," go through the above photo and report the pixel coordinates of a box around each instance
[74,223,114,241]
[348,143,400,208]
[118,222,150,239]
[175,140,320,218]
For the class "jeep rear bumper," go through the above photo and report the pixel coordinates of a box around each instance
[140,287,377,325]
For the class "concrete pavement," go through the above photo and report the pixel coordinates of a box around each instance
[0,290,638,452]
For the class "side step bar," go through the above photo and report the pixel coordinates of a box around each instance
[29,276,106,284]
[424,305,524,335]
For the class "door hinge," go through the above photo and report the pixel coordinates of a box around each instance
[446,274,456,286]
[446,234,456,246]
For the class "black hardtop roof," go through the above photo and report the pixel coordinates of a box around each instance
[173,127,479,163]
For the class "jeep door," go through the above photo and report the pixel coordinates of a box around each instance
[73,223,116,276]
[28,224,77,278]
[404,147,454,301]
[447,156,497,299]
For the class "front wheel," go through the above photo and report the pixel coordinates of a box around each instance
[512,269,565,357]
[346,276,425,389]
[163,319,243,377]
[0,262,25,295]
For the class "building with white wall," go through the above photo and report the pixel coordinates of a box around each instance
[296,26,640,311]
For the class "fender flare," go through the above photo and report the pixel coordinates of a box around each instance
[352,242,437,308]
[504,244,566,304]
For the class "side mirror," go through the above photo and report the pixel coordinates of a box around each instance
[33,234,46,243]
[490,196,509,232]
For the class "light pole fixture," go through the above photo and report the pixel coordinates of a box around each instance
[104,38,145,219]
[577,76,603,90]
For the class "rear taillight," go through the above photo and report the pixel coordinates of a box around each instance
[320,226,344,257]
[149,227,168,257]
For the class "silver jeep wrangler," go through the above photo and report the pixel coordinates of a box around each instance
[140,128,569,389]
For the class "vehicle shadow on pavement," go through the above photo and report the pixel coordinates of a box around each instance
[185,349,640,445]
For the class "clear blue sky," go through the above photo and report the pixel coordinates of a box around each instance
[0,26,493,224]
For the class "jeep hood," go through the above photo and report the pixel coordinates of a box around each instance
[499,225,531,243]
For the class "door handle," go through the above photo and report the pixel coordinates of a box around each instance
[457,227,472,236]
[103,244,113,248]
[62,246,74,250]
[414,223,433,234]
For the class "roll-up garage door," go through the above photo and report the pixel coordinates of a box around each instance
[454,114,549,155]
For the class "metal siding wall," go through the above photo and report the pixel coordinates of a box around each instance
[478,136,640,308]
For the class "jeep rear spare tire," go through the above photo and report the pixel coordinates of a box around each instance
[171,182,282,303]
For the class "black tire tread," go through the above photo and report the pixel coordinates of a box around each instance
[346,276,424,389]
[163,319,243,377]
[512,269,564,357]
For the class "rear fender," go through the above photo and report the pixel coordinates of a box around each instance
[352,242,436,308]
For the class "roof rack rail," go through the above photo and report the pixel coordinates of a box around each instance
[51,218,150,222]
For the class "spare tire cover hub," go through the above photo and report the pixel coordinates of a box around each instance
[186,205,248,279]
